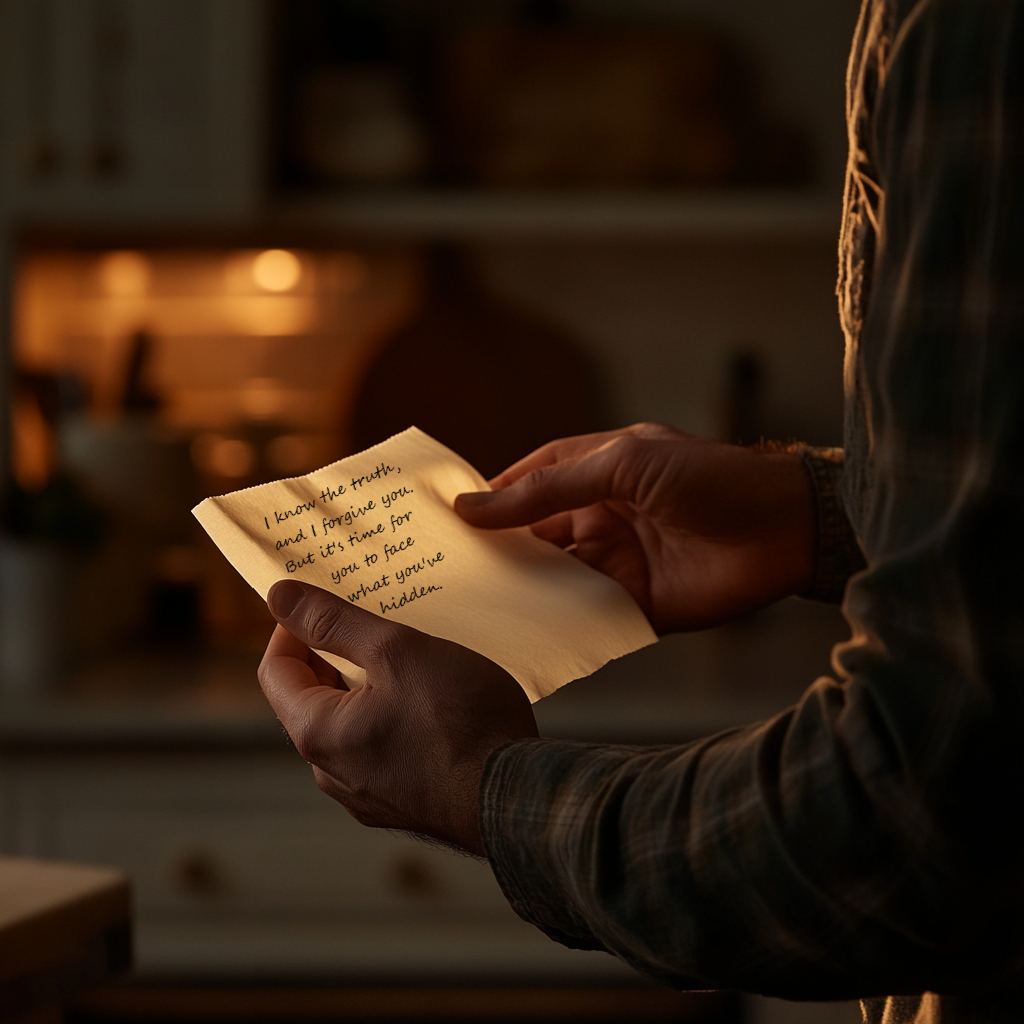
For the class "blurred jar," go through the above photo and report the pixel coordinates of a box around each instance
[58,414,197,650]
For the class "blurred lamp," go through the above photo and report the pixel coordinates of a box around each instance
[252,249,301,292]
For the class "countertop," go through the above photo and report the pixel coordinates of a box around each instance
[0,598,850,750]
[0,856,131,1020]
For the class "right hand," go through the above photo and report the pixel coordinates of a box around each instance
[455,423,817,634]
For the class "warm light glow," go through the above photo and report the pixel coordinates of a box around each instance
[191,433,255,478]
[252,249,301,292]
[98,250,151,297]
[16,245,420,432]
[211,438,254,477]
[11,394,54,491]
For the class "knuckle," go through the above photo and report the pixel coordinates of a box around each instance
[312,766,335,796]
[293,727,324,767]
[629,421,678,441]
[608,433,646,464]
[522,466,559,506]
[347,806,382,829]
[256,658,271,691]
[292,731,315,764]
[372,623,426,676]
[520,467,548,492]
[291,710,330,765]
[369,629,404,671]
[602,435,654,498]
[367,634,394,668]
[304,601,347,649]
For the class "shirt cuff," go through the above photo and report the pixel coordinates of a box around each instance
[480,738,611,953]
[793,446,866,604]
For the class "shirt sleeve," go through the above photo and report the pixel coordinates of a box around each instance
[797,447,867,604]
[480,0,1024,1001]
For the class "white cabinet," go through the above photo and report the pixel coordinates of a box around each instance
[0,0,265,224]
[0,743,634,981]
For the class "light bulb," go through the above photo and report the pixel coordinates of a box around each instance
[252,249,301,292]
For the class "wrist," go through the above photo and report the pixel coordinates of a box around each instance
[441,756,488,857]
[758,449,818,598]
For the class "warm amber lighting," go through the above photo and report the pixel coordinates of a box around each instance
[215,439,254,477]
[11,394,54,491]
[252,249,301,292]
[239,378,285,420]
[15,246,420,432]
[98,250,151,297]
[331,251,368,295]
[267,433,311,474]
[191,433,255,478]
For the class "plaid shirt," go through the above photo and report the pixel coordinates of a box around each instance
[479,2,1024,1020]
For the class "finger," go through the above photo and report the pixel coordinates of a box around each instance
[267,579,423,675]
[455,434,647,531]
[309,647,349,690]
[264,618,310,662]
[265,624,347,689]
[258,624,353,725]
[529,510,577,548]
[487,429,627,490]
[483,423,680,492]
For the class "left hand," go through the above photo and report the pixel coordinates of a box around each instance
[258,580,539,856]
[456,424,817,633]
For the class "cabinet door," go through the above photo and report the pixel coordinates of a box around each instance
[0,0,264,223]
[0,750,631,979]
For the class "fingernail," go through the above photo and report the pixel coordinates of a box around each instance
[269,580,304,618]
[456,491,494,507]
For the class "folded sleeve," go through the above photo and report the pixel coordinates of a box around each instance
[481,0,1024,1000]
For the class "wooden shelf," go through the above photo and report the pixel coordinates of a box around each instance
[269,188,841,241]
[12,190,842,246]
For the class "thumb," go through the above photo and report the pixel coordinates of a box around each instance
[268,579,418,673]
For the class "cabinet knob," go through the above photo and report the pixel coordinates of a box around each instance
[172,848,226,897]
[388,854,440,898]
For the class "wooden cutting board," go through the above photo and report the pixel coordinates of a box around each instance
[0,856,131,1023]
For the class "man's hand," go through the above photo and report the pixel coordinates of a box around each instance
[258,580,539,856]
[456,423,817,634]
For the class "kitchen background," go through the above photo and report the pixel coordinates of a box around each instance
[0,1,863,1022]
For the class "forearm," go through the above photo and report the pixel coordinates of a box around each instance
[481,615,1024,999]
[481,0,1024,993]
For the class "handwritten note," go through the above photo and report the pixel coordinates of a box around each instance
[193,427,656,702]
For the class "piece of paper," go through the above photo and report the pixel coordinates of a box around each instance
[193,427,656,702]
